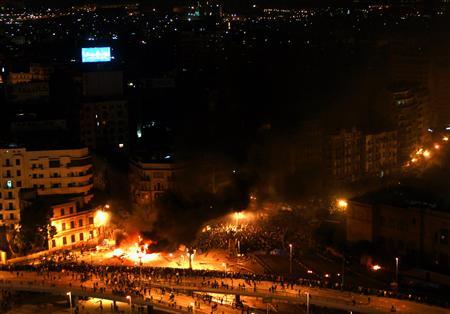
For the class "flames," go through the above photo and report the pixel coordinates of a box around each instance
[107,234,161,264]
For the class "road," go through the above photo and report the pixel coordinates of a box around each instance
[0,271,449,314]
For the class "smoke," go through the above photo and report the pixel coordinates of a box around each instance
[124,165,253,250]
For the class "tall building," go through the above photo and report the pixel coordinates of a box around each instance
[363,130,398,177]
[391,85,429,163]
[80,100,129,152]
[79,70,129,152]
[347,187,450,271]
[388,39,450,127]
[0,145,93,229]
[129,154,177,206]
[328,128,362,182]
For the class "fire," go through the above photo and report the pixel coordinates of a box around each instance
[107,234,161,264]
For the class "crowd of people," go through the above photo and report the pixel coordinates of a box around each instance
[194,210,313,255]
[1,259,449,310]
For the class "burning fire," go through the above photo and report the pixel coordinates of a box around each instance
[108,234,161,264]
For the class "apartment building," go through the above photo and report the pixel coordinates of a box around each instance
[129,155,177,206]
[363,130,398,177]
[0,145,93,228]
[48,200,98,249]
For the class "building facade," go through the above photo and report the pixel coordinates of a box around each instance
[328,128,363,182]
[347,189,450,271]
[129,156,177,206]
[391,86,429,163]
[0,146,93,229]
[80,100,129,152]
[363,130,398,176]
[48,201,98,249]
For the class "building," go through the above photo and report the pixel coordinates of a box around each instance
[80,100,129,152]
[0,145,93,229]
[8,81,49,103]
[7,72,33,85]
[7,63,53,84]
[363,130,398,177]
[48,201,106,249]
[129,155,177,206]
[328,128,363,182]
[347,187,450,271]
[29,63,53,81]
[391,85,429,163]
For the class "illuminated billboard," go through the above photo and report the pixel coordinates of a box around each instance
[81,47,111,63]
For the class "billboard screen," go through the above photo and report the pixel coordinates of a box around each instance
[81,47,111,63]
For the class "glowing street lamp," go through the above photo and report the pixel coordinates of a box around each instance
[423,150,431,159]
[395,257,399,285]
[94,210,109,227]
[337,199,348,211]
[234,212,244,228]
[126,295,132,314]
[289,243,293,274]
[66,292,73,314]
[305,292,310,314]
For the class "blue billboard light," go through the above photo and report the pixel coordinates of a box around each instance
[81,47,111,63]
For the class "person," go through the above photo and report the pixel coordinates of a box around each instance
[391,305,396,312]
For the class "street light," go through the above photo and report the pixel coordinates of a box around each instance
[234,212,244,228]
[336,199,348,211]
[126,295,132,314]
[66,292,73,314]
[395,257,399,285]
[305,292,310,314]
[94,209,110,227]
[289,243,293,274]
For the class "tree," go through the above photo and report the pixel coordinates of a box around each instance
[13,199,53,255]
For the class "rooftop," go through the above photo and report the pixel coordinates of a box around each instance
[351,185,450,213]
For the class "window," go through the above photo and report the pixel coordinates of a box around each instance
[61,209,65,216]
[62,223,66,231]
[89,217,94,225]
[6,170,11,178]
[0,214,2,220]
[78,219,83,227]
[79,233,84,241]
[7,192,12,199]
[71,235,75,243]
[70,221,75,229]
[52,239,56,248]
[15,159,20,166]
[5,159,10,166]
[8,203,13,210]
[16,181,21,188]
[69,207,74,214]
[9,213,14,220]
[63,237,67,245]
[89,230,94,239]
[49,160,61,168]
[0,204,2,210]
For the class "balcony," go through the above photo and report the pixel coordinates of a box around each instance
[38,183,93,196]
[67,157,92,168]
